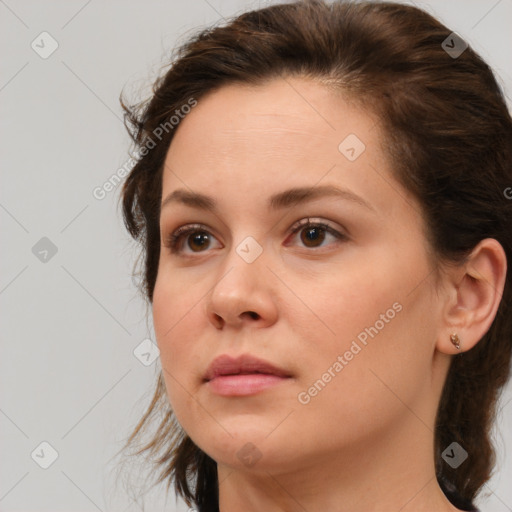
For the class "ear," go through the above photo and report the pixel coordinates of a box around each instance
[437,238,507,354]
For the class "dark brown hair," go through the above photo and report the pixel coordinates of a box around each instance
[116,1,512,510]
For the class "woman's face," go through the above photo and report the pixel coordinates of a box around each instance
[153,77,450,474]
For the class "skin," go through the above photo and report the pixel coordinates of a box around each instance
[152,76,507,512]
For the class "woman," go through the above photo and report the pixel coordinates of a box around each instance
[116,1,512,511]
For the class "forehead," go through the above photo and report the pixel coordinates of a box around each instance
[166,77,378,163]
[160,77,400,218]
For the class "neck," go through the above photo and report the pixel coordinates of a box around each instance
[216,411,462,512]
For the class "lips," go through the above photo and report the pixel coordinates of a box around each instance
[203,353,292,382]
[203,354,293,396]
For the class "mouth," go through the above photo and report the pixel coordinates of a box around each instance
[203,353,293,396]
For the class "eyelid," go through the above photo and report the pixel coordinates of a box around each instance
[288,217,346,236]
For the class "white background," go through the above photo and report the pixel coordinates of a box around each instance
[1,0,511,510]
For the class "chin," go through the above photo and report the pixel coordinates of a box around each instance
[191,424,305,473]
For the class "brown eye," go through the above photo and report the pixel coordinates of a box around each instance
[300,225,327,247]
[165,224,221,255]
[187,232,211,252]
[288,218,347,250]
[165,218,347,257]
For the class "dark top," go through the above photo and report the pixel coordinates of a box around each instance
[439,475,480,511]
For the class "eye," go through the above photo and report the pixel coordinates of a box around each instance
[164,223,221,255]
[163,218,348,257]
[286,217,348,249]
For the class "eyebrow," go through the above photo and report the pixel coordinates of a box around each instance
[160,185,376,214]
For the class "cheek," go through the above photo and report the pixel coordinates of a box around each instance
[292,259,433,418]
[295,267,398,357]
[152,276,204,408]
[152,265,205,351]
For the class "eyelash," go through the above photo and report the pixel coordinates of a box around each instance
[163,218,348,256]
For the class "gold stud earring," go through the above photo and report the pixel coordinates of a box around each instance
[450,333,461,350]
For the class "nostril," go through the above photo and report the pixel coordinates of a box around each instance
[213,313,224,328]
[246,311,259,320]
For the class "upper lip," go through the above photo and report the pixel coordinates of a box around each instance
[203,353,292,381]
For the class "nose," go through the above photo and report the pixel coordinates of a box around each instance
[204,246,278,330]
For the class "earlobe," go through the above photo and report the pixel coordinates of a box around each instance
[439,238,507,354]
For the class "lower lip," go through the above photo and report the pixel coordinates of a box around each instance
[206,374,290,396]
